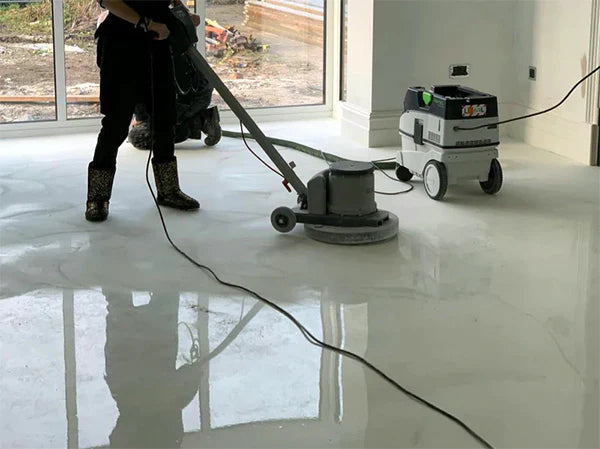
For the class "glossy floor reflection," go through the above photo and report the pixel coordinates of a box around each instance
[1,123,598,448]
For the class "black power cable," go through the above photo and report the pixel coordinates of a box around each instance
[373,163,414,195]
[239,122,285,178]
[455,65,600,131]
[145,158,494,449]
[145,39,494,449]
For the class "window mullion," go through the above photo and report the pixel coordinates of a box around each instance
[52,0,68,122]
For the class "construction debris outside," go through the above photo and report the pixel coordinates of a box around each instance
[0,0,325,123]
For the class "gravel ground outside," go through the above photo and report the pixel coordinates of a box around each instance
[0,4,324,124]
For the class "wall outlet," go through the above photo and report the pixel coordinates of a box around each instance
[450,64,470,78]
[529,66,537,80]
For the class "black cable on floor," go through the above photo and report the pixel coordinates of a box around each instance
[145,140,492,449]
[373,163,414,195]
[374,187,414,196]
[145,155,494,448]
[146,39,494,449]
[145,155,493,447]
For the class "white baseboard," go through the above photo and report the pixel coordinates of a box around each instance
[0,118,102,139]
[340,103,402,147]
[504,103,595,165]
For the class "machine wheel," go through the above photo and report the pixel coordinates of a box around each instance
[423,160,448,201]
[271,207,297,233]
[480,159,503,195]
[395,164,413,182]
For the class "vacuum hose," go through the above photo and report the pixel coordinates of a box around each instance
[221,130,398,170]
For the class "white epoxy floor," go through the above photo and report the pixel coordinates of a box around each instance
[1,120,598,449]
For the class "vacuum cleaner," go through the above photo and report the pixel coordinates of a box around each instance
[167,5,399,245]
[397,86,502,201]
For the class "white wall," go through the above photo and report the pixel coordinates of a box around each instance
[343,0,599,164]
[342,0,518,147]
[345,0,375,111]
[507,0,599,164]
[374,0,516,131]
[389,0,600,163]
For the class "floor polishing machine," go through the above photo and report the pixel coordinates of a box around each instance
[168,5,398,245]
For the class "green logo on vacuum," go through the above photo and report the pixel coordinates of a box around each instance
[422,92,433,106]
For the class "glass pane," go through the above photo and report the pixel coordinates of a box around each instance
[206,0,325,109]
[64,0,101,119]
[0,0,56,123]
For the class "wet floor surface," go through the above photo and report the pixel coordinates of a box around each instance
[1,127,598,448]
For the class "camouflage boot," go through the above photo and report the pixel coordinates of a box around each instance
[152,157,199,210]
[86,163,116,222]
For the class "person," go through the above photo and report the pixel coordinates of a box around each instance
[128,56,222,150]
[86,0,202,222]
[95,7,222,152]
[103,288,201,448]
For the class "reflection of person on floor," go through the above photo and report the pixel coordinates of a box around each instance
[103,289,200,448]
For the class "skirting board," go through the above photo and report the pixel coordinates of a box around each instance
[340,103,403,147]
[504,103,595,165]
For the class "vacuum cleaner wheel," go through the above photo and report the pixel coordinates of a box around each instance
[480,158,503,195]
[423,160,448,201]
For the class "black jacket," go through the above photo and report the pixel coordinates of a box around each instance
[97,0,173,37]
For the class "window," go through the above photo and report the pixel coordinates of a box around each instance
[0,0,332,131]
[0,0,56,123]
[206,0,326,109]
[63,0,101,119]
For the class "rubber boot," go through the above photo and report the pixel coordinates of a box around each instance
[86,163,116,222]
[201,106,221,146]
[152,158,200,210]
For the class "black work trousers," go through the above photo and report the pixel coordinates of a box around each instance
[92,33,176,169]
